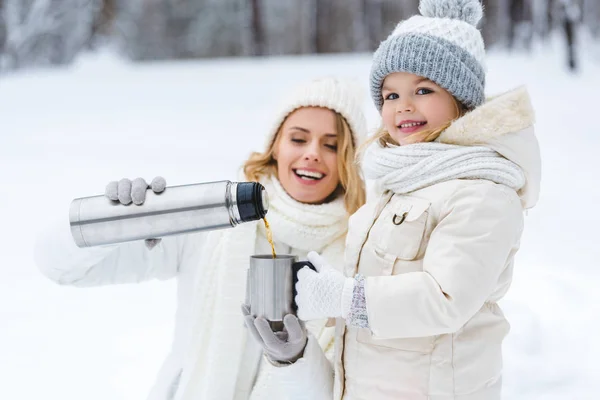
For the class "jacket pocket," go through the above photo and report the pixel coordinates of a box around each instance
[357,243,396,276]
[356,327,436,353]
[373,197,430,261]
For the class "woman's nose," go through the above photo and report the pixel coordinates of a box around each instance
[303,144,320,162]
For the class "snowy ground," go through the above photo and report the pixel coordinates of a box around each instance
[1,42,599,399]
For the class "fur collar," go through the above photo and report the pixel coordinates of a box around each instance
[439,86,535,146]
[440,86,541,209]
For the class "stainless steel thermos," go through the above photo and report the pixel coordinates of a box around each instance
[69,180,269,248]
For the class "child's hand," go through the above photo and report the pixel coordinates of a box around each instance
[295,251,354,321]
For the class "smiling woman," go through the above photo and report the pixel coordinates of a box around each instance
[273,107,340,205]
[34,76,368,400]
[244,79,366,214]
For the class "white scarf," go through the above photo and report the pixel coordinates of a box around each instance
[176,176,348,400]
[258,177,349,251]
[362,142,525,194]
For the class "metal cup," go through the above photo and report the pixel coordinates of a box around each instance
[246,255,316,323]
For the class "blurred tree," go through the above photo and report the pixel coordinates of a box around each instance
[315,0,329,52]
[1,0,98,70]
[531,0,550,38]
[0,1,6,54]
[260,0,313,55]
[250,0,264,55]
[559,0,580,71]
[114,0,169,60]
[380,0,417,43]
[508,0,534,49]
[582,0,600,37]
[115,0,250,60]
[365,0,383,50]
[1,0,600,72]
[314,0,368,53]
[185,0,251,57]
[482,0,510,47]
[91,0,115,40]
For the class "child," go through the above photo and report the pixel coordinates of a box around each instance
[294,0,542,399]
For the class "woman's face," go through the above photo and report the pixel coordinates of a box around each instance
[274,107,340,204]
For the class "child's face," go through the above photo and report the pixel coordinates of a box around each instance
[381,72,458,145]
[274,107,340,204]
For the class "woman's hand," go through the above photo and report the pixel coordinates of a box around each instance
[242,305,307,364]
[105,176,166,205]
[105,176,167,249]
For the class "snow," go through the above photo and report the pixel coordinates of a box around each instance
[1,43,599,399]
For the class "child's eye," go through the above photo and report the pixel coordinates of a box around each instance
[416,88,433,95]
[384,93,399,101]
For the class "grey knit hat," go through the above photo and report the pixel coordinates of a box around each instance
[370,0,486,111]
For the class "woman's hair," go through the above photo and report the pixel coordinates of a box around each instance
[243,109,366,214]
[359,95,468,154]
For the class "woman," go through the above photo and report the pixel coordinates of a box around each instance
[34,77,367,400]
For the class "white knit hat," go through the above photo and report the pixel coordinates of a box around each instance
[265,77,367,149]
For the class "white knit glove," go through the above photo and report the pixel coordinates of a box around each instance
[295,251,355,321]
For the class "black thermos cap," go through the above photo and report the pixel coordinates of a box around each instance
[236,182,268,222]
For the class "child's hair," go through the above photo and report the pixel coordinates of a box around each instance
[359,95,468,155]
[243,110,366,214]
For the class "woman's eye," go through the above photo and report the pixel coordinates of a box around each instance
[416,88,433,95]
[325,144,338,151]
[291,138,306,144]
[384,93,399,101]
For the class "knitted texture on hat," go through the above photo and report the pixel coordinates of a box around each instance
[370,0,486,110]
[265,77,367,149]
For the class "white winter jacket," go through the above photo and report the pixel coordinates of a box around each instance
[34,178,347,400]
[337,87,540,400]
[279,87,541,400]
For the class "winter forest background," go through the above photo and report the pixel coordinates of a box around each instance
[0,0,598,72]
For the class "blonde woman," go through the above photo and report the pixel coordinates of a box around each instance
[34,77,367,400]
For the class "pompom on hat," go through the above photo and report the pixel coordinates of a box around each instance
[370,0,486,111]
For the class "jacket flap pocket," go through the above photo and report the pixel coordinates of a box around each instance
[356,328,435,353]
[392,198,430,222]
[376,197,431,261]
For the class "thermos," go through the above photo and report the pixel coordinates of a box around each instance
[246,254,316,323]
[70,180,268,248]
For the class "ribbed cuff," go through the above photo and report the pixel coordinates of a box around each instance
[347,274,369,329]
